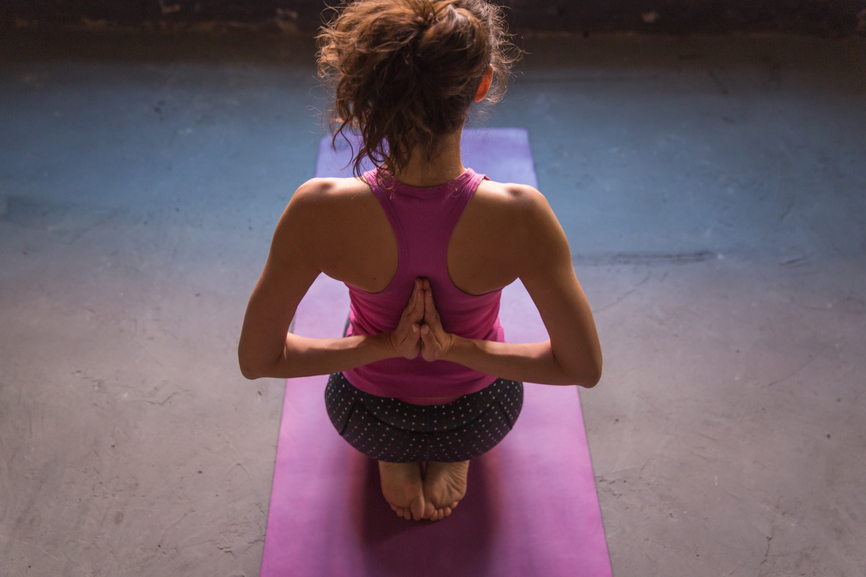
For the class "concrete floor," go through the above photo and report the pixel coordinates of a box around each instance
[1,30,864,576]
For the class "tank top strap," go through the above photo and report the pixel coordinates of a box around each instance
[362,170,411,271]
[445,169,487,231]
[362,167,486,231]
[362,168,487,283]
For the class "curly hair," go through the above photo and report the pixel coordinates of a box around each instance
[317,0,519,177]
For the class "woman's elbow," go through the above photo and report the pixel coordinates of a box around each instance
[552,348,602,388]
[581,355,603,388]
[550,363,601,388]
[580,368,602,388]
[238,358,262,380]
[238,348,270,380]
[568,355,602,389]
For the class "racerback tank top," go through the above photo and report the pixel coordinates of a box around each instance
[343,167,505,400]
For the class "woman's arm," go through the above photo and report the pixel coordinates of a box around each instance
[419,186,603,387]
[238,181,425,380]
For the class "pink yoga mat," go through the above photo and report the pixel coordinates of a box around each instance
[261,129,612,577]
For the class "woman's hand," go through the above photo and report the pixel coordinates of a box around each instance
[418,279,455,362]
[389,278,425,359]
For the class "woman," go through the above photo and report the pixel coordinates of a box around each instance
[239,0,602,522]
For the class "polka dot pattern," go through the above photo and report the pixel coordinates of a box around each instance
[325,372,523,463]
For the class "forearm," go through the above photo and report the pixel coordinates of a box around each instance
[241,332,396,380]
[443,336,600,387]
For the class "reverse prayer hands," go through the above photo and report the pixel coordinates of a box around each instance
[389,278,454,361]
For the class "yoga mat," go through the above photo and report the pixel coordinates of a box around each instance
[261,129,612,577]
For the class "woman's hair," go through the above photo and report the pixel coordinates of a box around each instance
[317,0,519,177]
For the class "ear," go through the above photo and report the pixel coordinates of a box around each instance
[474,66,494,102]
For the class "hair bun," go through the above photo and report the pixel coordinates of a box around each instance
[414,1,438,29]
[317,0,520,177]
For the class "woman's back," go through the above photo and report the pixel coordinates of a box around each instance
[293,170,539,299]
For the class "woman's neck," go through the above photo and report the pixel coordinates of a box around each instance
[392,130,466,188]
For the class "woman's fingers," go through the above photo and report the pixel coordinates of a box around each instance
[410,279,425,323]
[422,285,433,320]
[391,278,453,362]
[420,322,444,362]
[401,280,421,320]
[423,285,443,328]
[419,284,454,362]
[391,280,425,359]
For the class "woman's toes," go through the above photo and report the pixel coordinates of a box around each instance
[379,461,426,521]
[410,497,427,521]
[429,506,454,522]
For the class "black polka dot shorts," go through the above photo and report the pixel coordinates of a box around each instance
[325,372,523,463]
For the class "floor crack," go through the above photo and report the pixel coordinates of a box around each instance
[759,525,774,566]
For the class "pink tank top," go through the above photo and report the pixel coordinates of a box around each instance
[343,168,505,399]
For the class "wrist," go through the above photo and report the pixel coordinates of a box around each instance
[370,331,401,361]
[441,333,463,363]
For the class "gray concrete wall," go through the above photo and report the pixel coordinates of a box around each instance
[3,0,866,35]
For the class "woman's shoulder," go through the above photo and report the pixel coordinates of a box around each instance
[449,178,564,292]
[475,178,545,203]
[464,178,564,255]
[277,176,378,239]
[291,176,372,204]
[471,178,552,223]
[274,175,391,274]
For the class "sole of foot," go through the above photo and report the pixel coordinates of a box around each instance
[423,460,469,521]
[378,461,429,521]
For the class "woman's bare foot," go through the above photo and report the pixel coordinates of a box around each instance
[378,461,431,521]
[423,460,469,521]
